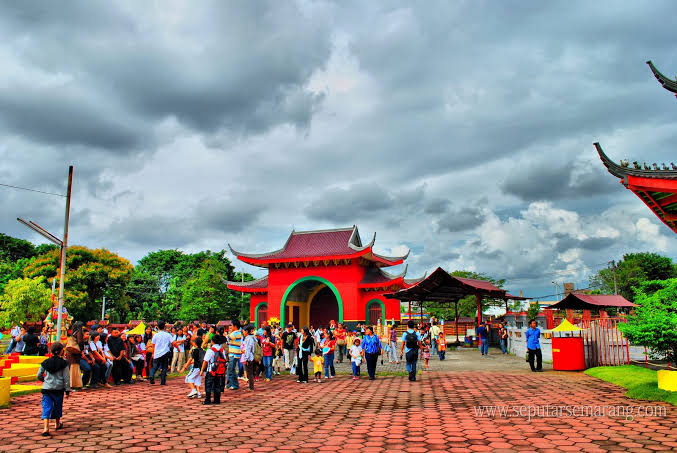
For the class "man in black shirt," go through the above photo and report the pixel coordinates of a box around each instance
[280,324,296,370]
[22,326,40,356]
[107,329,126,385]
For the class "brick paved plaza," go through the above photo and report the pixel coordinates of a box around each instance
[1,349,675,452]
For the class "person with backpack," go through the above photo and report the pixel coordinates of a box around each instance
[181,336,205,398]
[37,342,70,436]
[200,334,226,404]
[400,320,422,382]
[242,325,257,391]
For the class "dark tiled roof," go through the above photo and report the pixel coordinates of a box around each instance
[647,60,677,94]
[229,226,369,260]
[385,267,506,302]
[360,265,407,285]
[225,275,268,292]
[548,294,636,310]
[229,225,410,266]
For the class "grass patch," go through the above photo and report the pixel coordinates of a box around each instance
[585,365,677,406]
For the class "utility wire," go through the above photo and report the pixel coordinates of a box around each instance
[0,182,66,198]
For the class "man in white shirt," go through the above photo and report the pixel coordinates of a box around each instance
[149,321,173,385]
[170,327,187,373]
[5,324,21,353]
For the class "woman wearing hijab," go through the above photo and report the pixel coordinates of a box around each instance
[65,322,84,390]
[297,327,314,384]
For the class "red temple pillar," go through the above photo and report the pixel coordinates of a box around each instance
[476,293,482,326]
[545,309,554,329]
[565,308,574,323]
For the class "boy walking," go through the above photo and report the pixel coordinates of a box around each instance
[37,342,71,436]
[200,335,226,404]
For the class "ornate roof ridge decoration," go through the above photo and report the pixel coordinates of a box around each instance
[647,60,677,95]
[595,143,677,181]
[595,143,677,234]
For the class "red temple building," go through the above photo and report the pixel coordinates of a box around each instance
[226,226,424,329]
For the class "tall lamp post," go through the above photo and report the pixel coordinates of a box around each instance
[17,166,73,339]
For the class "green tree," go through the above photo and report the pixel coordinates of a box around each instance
[589,252,676,301]
[526,302,541,321]
[23,246,134,322]
[178,259,240,323]
[0,260,25,295]
[0,277,52,328]
[618,279,677,363]
[0,233,36,263]
[131,249,237,322]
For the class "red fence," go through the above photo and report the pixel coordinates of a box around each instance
[579,318,630,367]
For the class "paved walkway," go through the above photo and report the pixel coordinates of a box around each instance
[1,350,674,452]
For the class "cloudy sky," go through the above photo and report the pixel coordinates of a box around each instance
[1,1,676,300]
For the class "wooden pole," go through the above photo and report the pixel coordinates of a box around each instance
[56,166,73,340]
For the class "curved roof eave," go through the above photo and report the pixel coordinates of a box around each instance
[595,142,677,180]
[647,60,677,94]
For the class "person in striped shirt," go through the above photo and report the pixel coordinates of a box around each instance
[226,320,243,390]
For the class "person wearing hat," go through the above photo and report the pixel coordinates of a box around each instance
[281,323,296,370]
[349,337,364,380]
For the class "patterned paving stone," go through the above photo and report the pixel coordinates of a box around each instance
[0,349,674,452]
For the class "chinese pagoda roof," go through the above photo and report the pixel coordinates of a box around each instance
[647,60,677,95]
[224,275,268,294]
[229,225,410,268]
[596,143,677,234]
[548,294,636,310]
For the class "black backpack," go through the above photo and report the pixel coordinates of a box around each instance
[405,332,418,349]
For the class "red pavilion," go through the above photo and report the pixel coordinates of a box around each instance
[226,226,424,329]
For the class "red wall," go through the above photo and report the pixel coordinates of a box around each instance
[248,262,401,324]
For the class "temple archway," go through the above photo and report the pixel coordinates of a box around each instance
[280,276,343,328]
[309,286,339,329]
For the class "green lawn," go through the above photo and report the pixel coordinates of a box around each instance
[585,365,677,406]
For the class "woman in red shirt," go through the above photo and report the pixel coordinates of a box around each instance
[321,329,336,379]
[260,326,275,381]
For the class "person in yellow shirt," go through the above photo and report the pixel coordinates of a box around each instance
[311,348,324,383]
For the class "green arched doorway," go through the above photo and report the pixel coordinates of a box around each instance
[254,302,268,327]
[365,298,386,327]
[280,276,343,327]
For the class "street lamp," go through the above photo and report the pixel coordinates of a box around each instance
[17,166,73,340]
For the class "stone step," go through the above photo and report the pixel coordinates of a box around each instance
[10,384,42,396]
[0,363,40,379]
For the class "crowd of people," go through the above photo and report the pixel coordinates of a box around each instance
[14,318,446,435]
